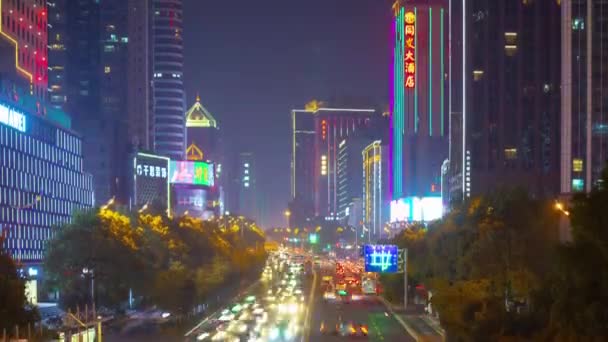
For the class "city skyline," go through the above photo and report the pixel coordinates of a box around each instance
[183,0,394,227]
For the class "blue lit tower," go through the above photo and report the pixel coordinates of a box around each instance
[152,0,185,160]
[391,0,448,202]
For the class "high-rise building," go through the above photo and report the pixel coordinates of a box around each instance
[363,141,389,239]
[0,0,47,100]
[47,0,67,109]
[314,108,375,220]
[290,108,316,224]
[127,0,151,151]
[391,0,449,205]
[290,103,376,223]
[185,95,220,162]
[337,136,371,222]
[236,152,257,221]
[48,0,131,205]
[0,84,93,264]
[151,0,185,160]
[561,0,608,194]
[448,0,561,201]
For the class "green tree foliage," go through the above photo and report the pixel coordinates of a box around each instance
[45,209,267,314]
[0,236,39,330]
[382,188,560,340]
[547,169,608,340]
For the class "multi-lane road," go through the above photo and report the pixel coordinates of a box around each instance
[185,248,414,341]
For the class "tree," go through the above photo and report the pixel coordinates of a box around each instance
[547,168,608,339]
[44,210,142,309]
[0,236,39,330]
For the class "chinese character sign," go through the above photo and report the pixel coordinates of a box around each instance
[404,11,416,89]
[134,153,170,211]
[364,244,399,273]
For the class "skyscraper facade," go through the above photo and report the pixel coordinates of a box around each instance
[48,0,130,205]
[449,0,561,201]
[391,0,448,203]
[0,83,93,264]
[185,95,219,162]
[290,108,316,224]
[151,0,185,160]
[363,141,389,238]
[314,108,375,220]
[47,0,67,109]
[236,152,257,221]
[337,136,371,222]
[127,0,151,151]
[290,104,376,224]
[561,0,608,194]
[0,0,47,100]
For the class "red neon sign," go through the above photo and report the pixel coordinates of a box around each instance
[404,11,416,89]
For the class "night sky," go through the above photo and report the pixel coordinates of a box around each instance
[183,0,394,228]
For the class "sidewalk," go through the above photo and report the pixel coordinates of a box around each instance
[378,297,444,342]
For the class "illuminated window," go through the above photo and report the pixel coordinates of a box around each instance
[504,32,517,44]
[244,182,249,188]
[473,70,484,81]
[104,66,111,74]
[572,18,584,30]
[505,45,517,57]
[573,158,583,172]
[504,148,517,160]
[572,178,584,192]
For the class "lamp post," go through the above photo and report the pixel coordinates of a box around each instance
[284,210,291,229]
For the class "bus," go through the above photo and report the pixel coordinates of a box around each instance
[361,276,376,295]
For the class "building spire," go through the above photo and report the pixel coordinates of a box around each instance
[196,92,201,103]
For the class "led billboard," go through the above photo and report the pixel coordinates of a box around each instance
[390,196,443,223]
[169,160,214,187]
[134,153,170,211]
[363,244,399,273]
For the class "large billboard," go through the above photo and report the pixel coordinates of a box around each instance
[390,196,443,223]
[363,244,399,273]
[169,161,214,187]
[134,153,170,211]
[173,187,216,220]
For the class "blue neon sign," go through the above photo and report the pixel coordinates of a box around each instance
[363,244,399,273]
[0,103,26,132]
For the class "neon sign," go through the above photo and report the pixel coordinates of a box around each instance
[0,103,26,132]
[364,244,399,273]
[404,11,416,89]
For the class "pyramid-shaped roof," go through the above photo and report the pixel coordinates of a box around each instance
[185,95,217,128]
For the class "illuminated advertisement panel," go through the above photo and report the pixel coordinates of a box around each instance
[390,196,443,223]
[363,244,399,273]
[169,160,214,187]
[404,11,416,89]
[134,153,170,211]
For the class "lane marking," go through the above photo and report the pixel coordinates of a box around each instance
[184,280,260,337]
[302,268,318,342]
[378,296,419,341]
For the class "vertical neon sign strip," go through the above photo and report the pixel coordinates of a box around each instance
[429,8,433,136]
[441,8,445,136]
[414,8,418,133]
[392,8,405,199]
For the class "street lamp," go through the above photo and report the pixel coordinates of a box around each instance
[101,196,115,210]
[284,210,291,231]
[554,201,570,216]
[138,203,149,214]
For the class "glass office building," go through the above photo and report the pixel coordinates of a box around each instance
[0,95,93,264]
